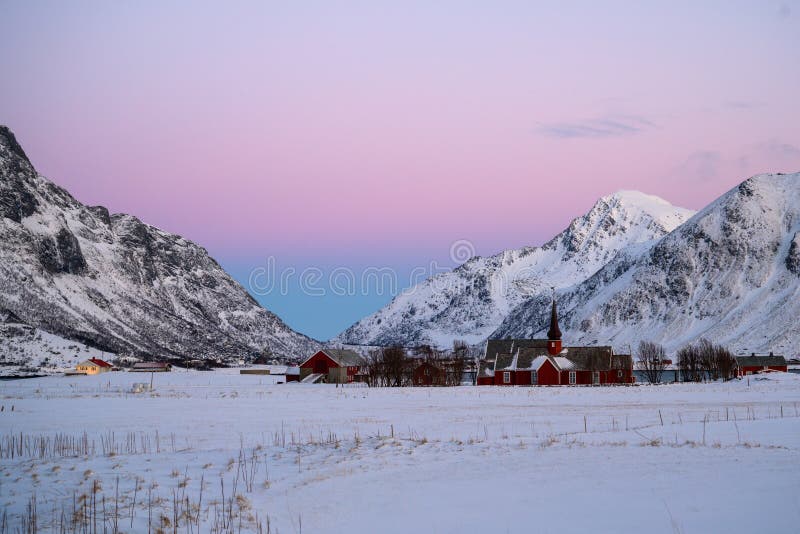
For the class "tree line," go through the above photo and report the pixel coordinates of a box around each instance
[636,339,737,384]
[362,340,474,387]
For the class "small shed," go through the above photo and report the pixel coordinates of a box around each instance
[285,366,300,382]
[131,362,172,372]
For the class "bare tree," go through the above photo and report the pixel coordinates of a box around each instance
[363,350,383,387]
[446,340,469,386]
[636,341,667,384]
[715,345,737,381]
[677,340,737,382]
[382,346,411,387]
[677,343,702,382]
[697,338,718,381]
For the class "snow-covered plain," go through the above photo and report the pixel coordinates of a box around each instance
[2,371,800,533]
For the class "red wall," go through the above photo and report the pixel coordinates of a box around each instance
[494,370,515,385]
[476,359,633,386]
[537,360,560,385]
[301,351,339,374]
[413,364,445,386]
[739,365,787,376]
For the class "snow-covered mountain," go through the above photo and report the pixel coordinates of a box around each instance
[494,173,800,356]
[336,191,695,348]
[0,126,317,362]
[0,310,116,376]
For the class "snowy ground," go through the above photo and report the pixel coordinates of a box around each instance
[2,371,800,533]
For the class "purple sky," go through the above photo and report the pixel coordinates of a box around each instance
[2,1,799,339]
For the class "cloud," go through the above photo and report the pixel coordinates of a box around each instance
[778,4,791,19]
[724,100,763,110]
[537,115,655,139]
[749,140,800,173]
[675,150,722,183]
[754,139,800,160]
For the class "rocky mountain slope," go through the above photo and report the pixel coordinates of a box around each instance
[494,173,800,356]
[336,191,695,347]
[0,126,317,361]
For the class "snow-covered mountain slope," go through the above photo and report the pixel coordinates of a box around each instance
[336,191,694,347]
[0,310,116,376]
[494,173,800,356]
[0,126,318,361]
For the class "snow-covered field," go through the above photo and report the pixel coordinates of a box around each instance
[2,371,800,533]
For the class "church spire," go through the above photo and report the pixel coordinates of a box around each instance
[546,288,562,356]
[547,289,561,340]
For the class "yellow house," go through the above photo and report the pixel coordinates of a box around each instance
[75,358,113,375]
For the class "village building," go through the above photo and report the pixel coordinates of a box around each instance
[735,353,787,376]
[477,297,633,386]
[131,362,172,372]
[75,357,113,375]
[285,366,300,382]
[299,349,367,384]
[413,361,447,386]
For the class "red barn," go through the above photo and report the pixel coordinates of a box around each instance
[413,361,446,386]
[299,349,366,384]
[476,296,634,386]
[735,353,787,376]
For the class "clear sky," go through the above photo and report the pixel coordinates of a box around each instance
[1,1,799,340]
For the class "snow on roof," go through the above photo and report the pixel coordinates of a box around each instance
[553,357,574,371]
[79,358,112,368]
[529,356,550,370]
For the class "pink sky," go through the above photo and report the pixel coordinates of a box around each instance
[1,2,799,337]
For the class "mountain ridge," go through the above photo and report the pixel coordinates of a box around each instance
[0,125,318,362]
[335,189,695,348]
[494,172,800,356]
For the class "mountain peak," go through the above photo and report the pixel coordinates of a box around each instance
[599,189,693,222]
[0,125,32,167]
[336,186,696,348]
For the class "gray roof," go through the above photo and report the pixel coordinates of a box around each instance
[516,348,549,370]
[477,360,495,377]
[611,354,634,370]
[562,346,616,370]
[132,362,170,368]
[482,341,631,373]
[322,349,366,367]
[485,339,548,359]
[735,355,786,367]
[494,353,516,371]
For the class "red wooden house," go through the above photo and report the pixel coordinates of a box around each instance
[735,353,787,376]
[413,361,446,386]
[477,297,633,386]
[299,349,366,384]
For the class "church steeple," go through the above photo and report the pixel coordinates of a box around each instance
[546,288,562,355]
